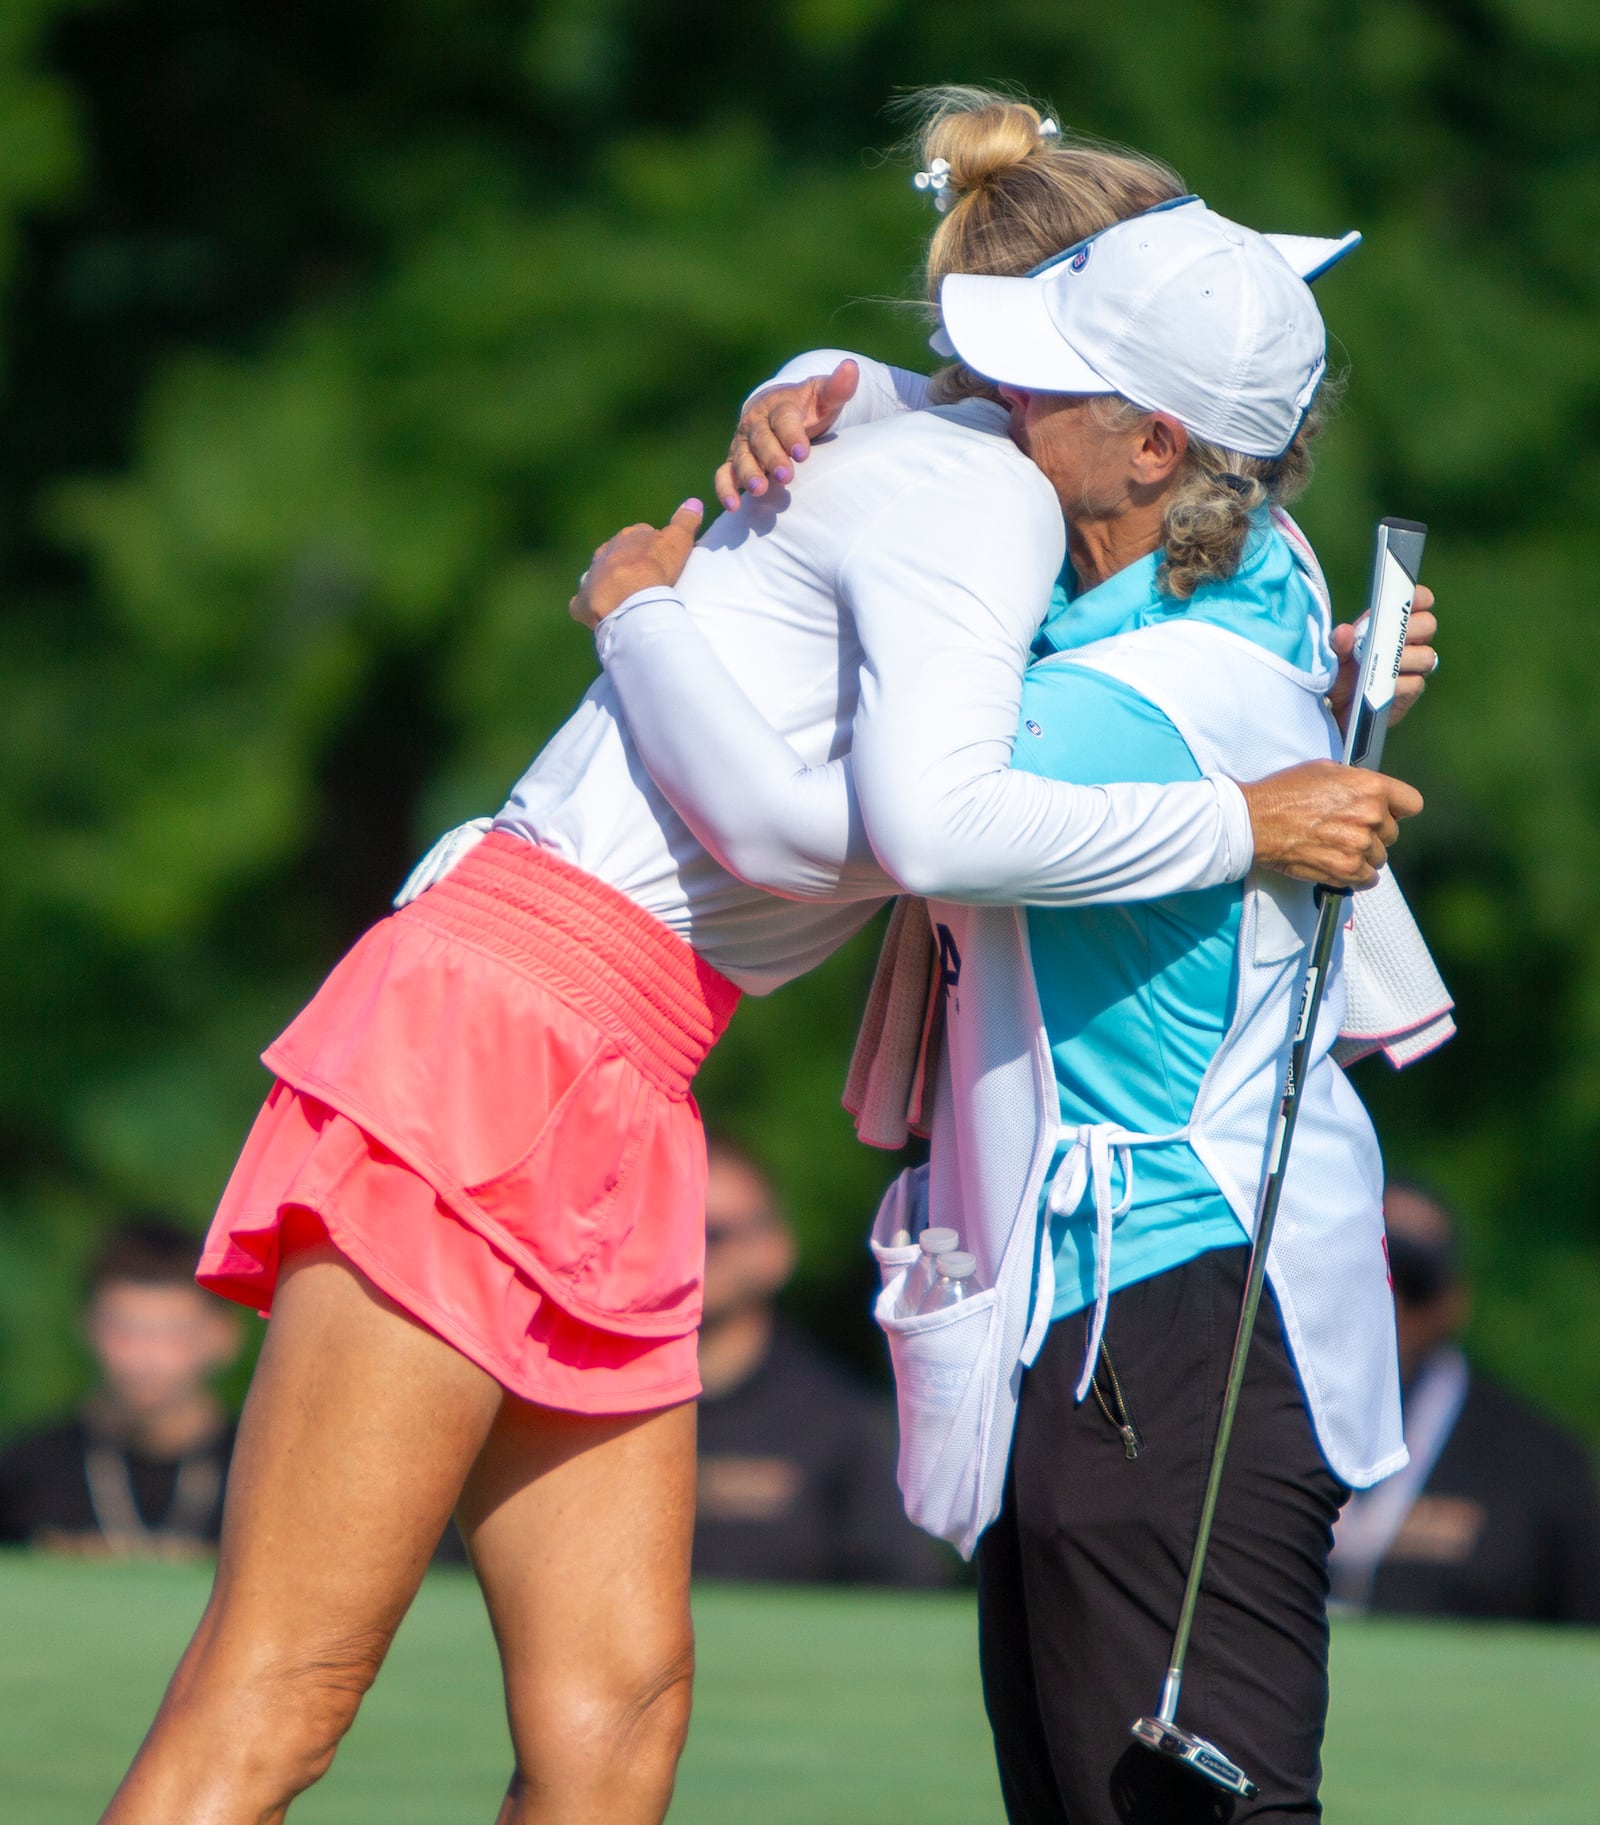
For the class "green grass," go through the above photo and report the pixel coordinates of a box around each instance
[1,1554,1595,1821]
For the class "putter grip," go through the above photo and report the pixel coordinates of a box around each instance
[1344,516,1426,774]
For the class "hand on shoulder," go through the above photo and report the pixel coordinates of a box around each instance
[570,500,705,630]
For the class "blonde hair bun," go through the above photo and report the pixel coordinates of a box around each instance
[914,87,1051,200]
[894,85,1186,409]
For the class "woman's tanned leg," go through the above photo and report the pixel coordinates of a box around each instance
[101,1225,506,1825]
[462,1397,698,1825]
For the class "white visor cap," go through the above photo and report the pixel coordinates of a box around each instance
[940,198,1359,458]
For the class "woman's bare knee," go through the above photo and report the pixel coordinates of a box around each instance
[104,1621,392,1823]
[260,1623,393,1777]
[509,1639,695,1802]
[298,1650,388,1786]
[618,1637,695,1758]
[157,1611,394,1799]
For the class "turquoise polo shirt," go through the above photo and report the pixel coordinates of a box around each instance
[1014,516,1330,1321]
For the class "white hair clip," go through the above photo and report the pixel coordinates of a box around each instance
[913,156,956,213]
[1039,117,1060,137]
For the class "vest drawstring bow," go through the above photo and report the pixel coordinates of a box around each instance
[1046,1121,1191,1403]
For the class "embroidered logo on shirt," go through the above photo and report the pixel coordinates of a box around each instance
[1025,719,1043,736]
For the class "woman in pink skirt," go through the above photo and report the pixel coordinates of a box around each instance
[107,831,738,1825]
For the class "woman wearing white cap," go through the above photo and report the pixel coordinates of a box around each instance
[575,122,1435,1825]
[98,94,1425,1825]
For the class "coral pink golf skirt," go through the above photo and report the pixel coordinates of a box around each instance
[199,832,741,1414]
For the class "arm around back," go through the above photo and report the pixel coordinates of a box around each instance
[839,436,1252,904]
[597,593,889,902]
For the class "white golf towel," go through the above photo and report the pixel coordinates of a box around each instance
[1334,867,1456,1067]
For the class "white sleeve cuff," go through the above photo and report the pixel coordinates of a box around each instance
[594,588,684,661]
[738,351,919,430]
[1212,775,1254,883]
[740,348,859,415]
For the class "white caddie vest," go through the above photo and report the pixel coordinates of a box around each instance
[871,611,1409,1559]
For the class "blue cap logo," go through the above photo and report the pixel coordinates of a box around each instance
[1069,246,1091,273]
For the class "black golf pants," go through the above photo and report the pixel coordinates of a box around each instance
[976,1247,1348,1825]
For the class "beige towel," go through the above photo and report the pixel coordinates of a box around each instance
[842,898,944,1150]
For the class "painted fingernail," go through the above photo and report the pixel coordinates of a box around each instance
[683,498,703,515]
[721,496,739,512]
[773,465,793,485]
[747,478,765,495]
[792,444,808,461]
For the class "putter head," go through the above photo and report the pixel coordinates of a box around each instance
[1130,1716,1259,1800]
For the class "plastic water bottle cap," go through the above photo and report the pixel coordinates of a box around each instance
[919,1227,960,1256]
[937,1251,977,1279]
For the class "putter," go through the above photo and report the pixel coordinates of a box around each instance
[1130,518,1427,1800]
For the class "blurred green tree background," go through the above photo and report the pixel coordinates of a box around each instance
[2,0,1598,1439]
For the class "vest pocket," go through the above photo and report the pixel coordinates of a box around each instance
[876,1282,1001,1538]
[866,1161,1017,1551]
[1251,868,1317,964]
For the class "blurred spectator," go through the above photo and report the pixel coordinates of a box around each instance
[0,1218,241,1558]
[1331,1182,1600,1622]
[693,1139,947,1587]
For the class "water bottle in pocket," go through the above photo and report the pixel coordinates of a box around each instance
[869,1163,928,1296]
[916,1250,978,1315]
[899,1227,960,1317]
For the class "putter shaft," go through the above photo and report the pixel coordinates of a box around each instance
[1157,897,1342,1724]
